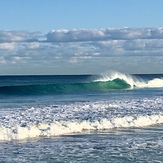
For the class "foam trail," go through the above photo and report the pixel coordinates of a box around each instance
[0,114,163,141]
[0,96,162,141]
[146,78,163,88]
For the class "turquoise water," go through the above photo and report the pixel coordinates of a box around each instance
[0,72,163,162]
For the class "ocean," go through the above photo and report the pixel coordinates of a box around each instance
[0,72,162,163]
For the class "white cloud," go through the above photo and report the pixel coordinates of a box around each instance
[0,30,42,43]
[25,42,40,49]
[0,43,16,50]
[46,29,106,42]
[0,28,163,74]
[123,40,146,50]
[46,28,163,42]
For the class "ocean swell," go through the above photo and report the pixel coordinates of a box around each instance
[0,79,130,95]
[0,72,162,96]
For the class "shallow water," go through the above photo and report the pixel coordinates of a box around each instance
[0,127,163,163]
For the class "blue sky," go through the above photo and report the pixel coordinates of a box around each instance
[0,0,163,74]
[1,0,163,31]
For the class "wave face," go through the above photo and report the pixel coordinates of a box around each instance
[0,79,130,95]
[0,72,162,96]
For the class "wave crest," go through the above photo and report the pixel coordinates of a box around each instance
[95,71,163,88]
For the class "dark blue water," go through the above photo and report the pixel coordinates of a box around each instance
[0,73,163,162]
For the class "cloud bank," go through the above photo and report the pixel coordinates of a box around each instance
[46,28,163,42]
[0,30,42,43]
[0,28,163,74]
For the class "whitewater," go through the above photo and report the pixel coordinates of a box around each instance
[0,72,163,162]
[0,97,162,141]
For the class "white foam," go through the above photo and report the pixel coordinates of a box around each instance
[0,96,162,141]
[146,78,163,88]
[0,114,163,141]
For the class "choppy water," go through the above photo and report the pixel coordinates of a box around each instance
[0,72,163,162]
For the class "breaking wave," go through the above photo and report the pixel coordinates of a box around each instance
[95,71,163,88]
[0,72,162,95]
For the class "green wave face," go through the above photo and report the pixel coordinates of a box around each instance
[89,79,131,91]
[0,78,131,95]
